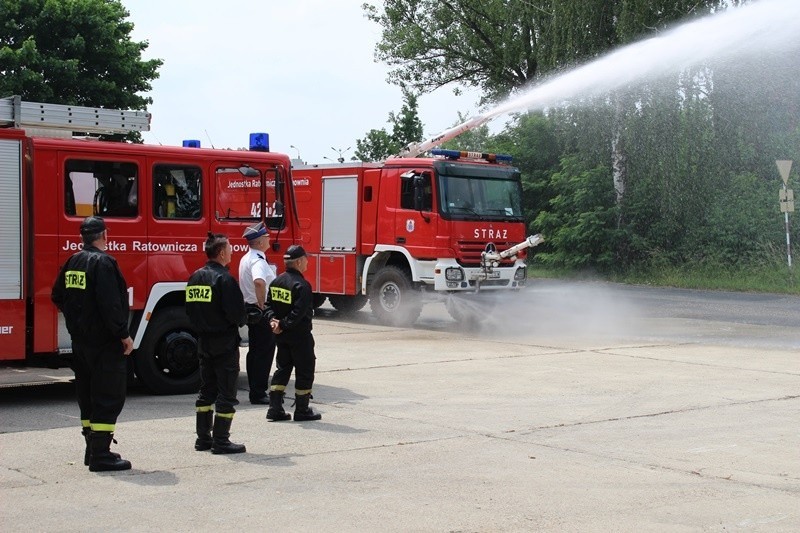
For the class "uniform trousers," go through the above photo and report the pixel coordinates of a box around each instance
[71,338,127,429]
[195,334,240,414]
[271,332,316,391]
[246,317,276,401]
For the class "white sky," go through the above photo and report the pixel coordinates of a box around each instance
[124,0,484,163]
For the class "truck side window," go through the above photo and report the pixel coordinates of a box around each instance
[215,166,284,231]
[153,164,202,219]
[64,160,138,218]
[400,172,432,212]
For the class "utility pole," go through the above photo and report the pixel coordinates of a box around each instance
[330,146,351,164]
[289,144,302,162]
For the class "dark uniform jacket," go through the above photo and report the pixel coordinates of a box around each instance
[265,268,313,339]
[51,244,130,344]
[185,261,246,350]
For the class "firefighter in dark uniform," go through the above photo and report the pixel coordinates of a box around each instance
[185,232,248,454]
[51,216,134,472]
[265,245,321,421]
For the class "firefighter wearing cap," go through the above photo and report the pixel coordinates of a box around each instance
[237,221,279,407]
[185,232,248,454]
[51,216,134,472]
[264,244,321,421]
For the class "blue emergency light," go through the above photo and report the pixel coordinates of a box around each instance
[430,148,513,163]
[249,133,270,152]
[182,139,201,148]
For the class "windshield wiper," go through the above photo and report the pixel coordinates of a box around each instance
[450,206,484,220]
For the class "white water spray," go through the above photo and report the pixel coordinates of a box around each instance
[489,0,800,119]
[404,0,800,157]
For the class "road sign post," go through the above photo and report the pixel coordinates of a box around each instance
[777,160,794,268]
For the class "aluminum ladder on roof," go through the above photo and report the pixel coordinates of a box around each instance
[0,95,150,135]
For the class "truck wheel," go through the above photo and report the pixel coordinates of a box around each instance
[369,266,422,326]
[134,307,201,395]
[312,294,327,308]
[329,294,368,315]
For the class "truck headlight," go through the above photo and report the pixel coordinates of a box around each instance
[514,267,527,281]
[445,267,464,281]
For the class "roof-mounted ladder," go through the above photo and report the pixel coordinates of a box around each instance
[0,95,150,136]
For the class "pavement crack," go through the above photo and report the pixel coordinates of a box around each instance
[592,349,800,376]
[524,394,800,431]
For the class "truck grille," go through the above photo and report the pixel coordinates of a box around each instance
[455,240,519,267]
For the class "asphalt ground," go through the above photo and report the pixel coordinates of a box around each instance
[1,282,798,532]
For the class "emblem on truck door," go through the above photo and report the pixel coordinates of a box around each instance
[406,219,415,232]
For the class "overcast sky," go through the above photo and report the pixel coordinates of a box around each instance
[125,0,484,163]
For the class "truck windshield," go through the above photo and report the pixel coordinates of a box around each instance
[434,161,523,221]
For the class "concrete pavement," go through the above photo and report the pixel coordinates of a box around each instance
[1,304,798,532]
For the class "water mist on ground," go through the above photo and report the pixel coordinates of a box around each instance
[444,282,644,344]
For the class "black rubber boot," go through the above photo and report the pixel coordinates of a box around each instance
[88,431,131,472]
[83,427,121,465]
[293,393,321,421]
[266,390,292,421]
[195,410,213,451]
[211,415,246,454]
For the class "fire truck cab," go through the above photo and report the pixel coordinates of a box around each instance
[290,148,533,326]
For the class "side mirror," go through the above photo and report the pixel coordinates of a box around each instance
[238,165,259,178]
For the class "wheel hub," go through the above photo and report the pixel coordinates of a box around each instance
[380,283,401,311]
[159,331,198,376]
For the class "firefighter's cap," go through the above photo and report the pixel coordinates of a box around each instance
[80,216,106,236]
[283,245,307,260]
[243,221,268,241]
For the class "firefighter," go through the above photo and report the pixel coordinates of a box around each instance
[238,221,279,407]
[265,245,321,421]
[185,232,248,454]
[51,216,134,472]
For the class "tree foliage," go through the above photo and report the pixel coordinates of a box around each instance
[0,0,162,110]
[364,0,549,102]
[355,87,424,161]
[363,0,726,103]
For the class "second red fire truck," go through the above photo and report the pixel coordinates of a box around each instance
[0,96,539,394]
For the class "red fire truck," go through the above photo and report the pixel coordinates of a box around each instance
[0,96,538,394]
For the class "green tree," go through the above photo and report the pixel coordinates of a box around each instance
[355,87,424,161]
[533,154,619,269]
[354,128,395,162]
[390,88,424,150]
[363,0,549,102]
[0,0,162,111]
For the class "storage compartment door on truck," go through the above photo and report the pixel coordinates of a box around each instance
[0,136,25,359]
[319,175,358,294]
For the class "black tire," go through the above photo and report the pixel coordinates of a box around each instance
[134,307,201,395]
[368,265,422,327]
[328,294,368,315]
[312,293,327,309]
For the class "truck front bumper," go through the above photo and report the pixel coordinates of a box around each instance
[432,259,527,292]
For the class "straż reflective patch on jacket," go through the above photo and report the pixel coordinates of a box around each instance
[65,270,86,289]
[186,285,212,302]
[270,286,292,304]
